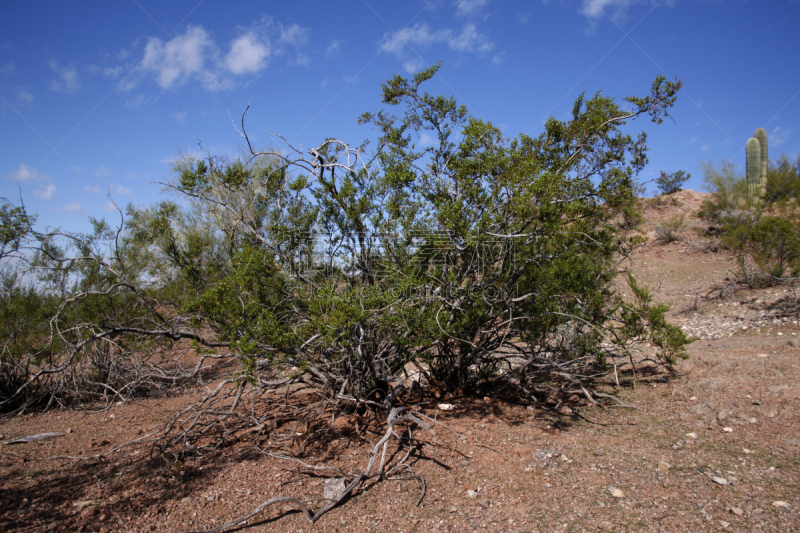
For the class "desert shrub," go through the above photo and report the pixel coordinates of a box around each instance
[765,154,800,203]
[655,170,690,195]
[654,214,685,244]
[1,66,692,416]
[701,157,800,288]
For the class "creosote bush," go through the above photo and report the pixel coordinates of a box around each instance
[700,157,800,289]
[1,65,691,419]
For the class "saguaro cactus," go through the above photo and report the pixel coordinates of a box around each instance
[746,137,761,202]
[754,127,768,197]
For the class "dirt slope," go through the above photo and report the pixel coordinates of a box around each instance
[1,190,798,533]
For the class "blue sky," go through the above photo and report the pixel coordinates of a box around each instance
[2,0,799,233]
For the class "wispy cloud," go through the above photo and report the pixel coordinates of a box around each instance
[125,93,155,108]
[378,22,494,67]
[48,59,80,93]
[60,202,85,216]
[769,125,793,147]
[34,184,56,200]
[454,0,490,17]
[172,110,188,123]
[7,164,56,200]
[122,17,312,91]
[326,39,342,59]
[578,0,671,22]
[94,166,113,177]
[17,88,33,103]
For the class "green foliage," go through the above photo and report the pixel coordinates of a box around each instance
[1,66,690,412]
[701,154,800,288]
[699,159,750,220]
[620,274,692,366]
[0,198,36,261]
[765,154,800,202]
[655,170,690,195]
[654,214,685,244]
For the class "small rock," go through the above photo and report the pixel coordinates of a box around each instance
[719,520,730,528]
[657,462,671,471]
[743,448,753,454]
[730,507,744,516]
[757,353,768,358]
[560,454,572,463]
[689,396,697,401]
[752,400,762,405]
[608,487,625,498]
[722,427,733,433]
[711,476,728,485]
[72,500,96,508]
[466,490,478,500]
[685,432,698,439]
[66,428,72,434]
[598,521,614,530]
[748,417,757,424]
[772,501,789,508]
[449,505,457,513]
[323,478,346,500]
[437,403,455,411]
[461,460,470,467]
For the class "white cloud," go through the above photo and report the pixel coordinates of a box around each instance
[172,110,188,123]
[94,166,112,177]
[84,184,103,194]
[379,23,494,60]
[326,39,342,58]
[8,163,46,184]
[17,88,33,103]
[125,93,155,108]
[123,19,310,91]
[491,51,505,64]
[61,203,85,216]
[455,0,489,17]
[226,32,270,74]
[578,0,671,22]
[48,59,80,93]
[379,24,450,56]
[104,66,124,79]
[112,184,132,196]
[448,24,494,53]
[280,24,310,47]
[33,184,56,200]
[769,126,793,147]
[140,25,214,89]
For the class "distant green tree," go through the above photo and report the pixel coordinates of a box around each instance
[655,170,690,195]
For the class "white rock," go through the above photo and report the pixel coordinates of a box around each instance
[772,501,789,508]
[437,403,455,411]
[466,490,478,499]
[608,487,625,498]
[722,427,733,433]
[323,478,346,501]
[685,432,698,439]
[711,476,728,485]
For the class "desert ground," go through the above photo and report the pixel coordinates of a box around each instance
[1,190,798,533]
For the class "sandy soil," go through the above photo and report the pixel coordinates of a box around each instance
[1,190,798,533]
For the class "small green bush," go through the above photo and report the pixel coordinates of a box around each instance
[654,215,685,244]
[655,170,690,195]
